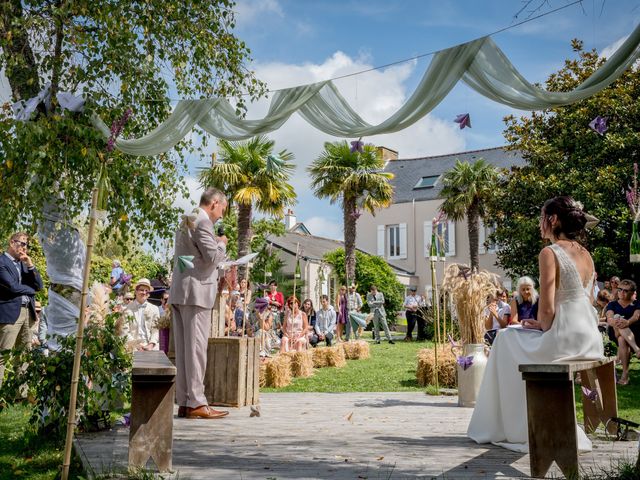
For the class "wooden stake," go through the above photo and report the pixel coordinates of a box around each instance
[430,257,439,394]
[61,188,99,480]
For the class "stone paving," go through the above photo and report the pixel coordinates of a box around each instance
[75,392,637,479]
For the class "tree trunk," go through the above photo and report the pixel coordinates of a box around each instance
[0,0,41,100]
[237,202,253,280]
[49,0,65,103]
[467,203,480,272]
[343,196,357,285]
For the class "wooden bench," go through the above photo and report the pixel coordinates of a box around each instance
[129,350,176,472]
[519,358,617,479]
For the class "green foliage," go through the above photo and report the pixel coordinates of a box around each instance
[0,311,132,441]
[308,141,394,281]
[0,0,265,247]
[90,253,166,286]
[324,248,405,317]
[490,41,640,279]
[439,159,500,271]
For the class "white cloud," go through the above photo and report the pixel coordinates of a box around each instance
[234,0,284,27]
[601,34,629,59]
[304,216,343,241]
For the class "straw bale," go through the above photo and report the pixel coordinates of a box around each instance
[259,359,268,388]
[341,340,370,360]
[312,346,330,368]
[288,350,314,377]
[264,354,292,388]
[416,346,457,388]
[325,345,346,368]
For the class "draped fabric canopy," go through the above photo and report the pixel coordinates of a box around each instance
[91,24,640,156]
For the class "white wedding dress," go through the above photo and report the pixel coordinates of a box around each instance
[467,243,604,453]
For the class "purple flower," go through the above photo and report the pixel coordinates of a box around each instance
[106,108,133,152]
[581,385,598,402]
[454,113,471,129]
[456,355,474,370]
[350,139,364,153]
[589,116,608,135]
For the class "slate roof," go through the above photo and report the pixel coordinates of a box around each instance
[386,147,525,204]
[267,231,414,275]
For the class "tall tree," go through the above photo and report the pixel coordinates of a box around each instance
[198,135,296,277]
[489,40,640,281]
[308,141,393,283]
[0,0,265,244]
[439,159,499,272]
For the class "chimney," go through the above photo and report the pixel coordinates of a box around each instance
[377,146,398,162]
[284,209,296,230]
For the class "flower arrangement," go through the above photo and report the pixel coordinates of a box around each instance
[441,264,498,344]
[626,162,640,222]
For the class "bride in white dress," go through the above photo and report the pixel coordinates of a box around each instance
[467,196,604,453]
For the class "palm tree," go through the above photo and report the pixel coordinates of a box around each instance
[198,135,296,278]
[308,140,394,283]
[439,159,499,272]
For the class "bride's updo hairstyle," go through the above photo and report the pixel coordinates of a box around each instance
[542,196,588,241]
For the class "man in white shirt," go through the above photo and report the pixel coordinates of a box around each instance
[403,286,426,342]
[345,283,363,340]
[124,278,160,351]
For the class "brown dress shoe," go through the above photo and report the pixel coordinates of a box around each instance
[177,406,187,418]
[186,405,229,419]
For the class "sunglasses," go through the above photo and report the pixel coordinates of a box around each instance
[12,240,28,248]
[619,288,634,293]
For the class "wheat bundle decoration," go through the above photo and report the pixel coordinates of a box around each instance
[264,354,292,388]
[416,347,457,388]
[441,264,498,345]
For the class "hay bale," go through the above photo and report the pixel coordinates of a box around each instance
[325,345,346,368]
[341,340,370,360]
[264,354,292,388]
[353,340,370,360]
[259,359,268,388]
[416,346,456,388]
[288,350,314,377]
[312,346,330,368]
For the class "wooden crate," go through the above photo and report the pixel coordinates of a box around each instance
[209,291,227,338]
[204,337,260,407]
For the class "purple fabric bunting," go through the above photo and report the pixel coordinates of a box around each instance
[581,385,598,402]
[350,139,364,153]
[254,296,270,313]
[456,355,474,370]
[589,116,608,135]
[454,113,471,129]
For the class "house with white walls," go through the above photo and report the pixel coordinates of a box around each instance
[356,146,526,293]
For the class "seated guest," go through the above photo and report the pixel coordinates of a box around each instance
[225,294,243,336]
[483,291,509,345]
[595,289,611,331]
[252,297,279,353]
[301,298,316,340]
[605,279,640,385]
[280,296,309,353]
[509,276,538,325]
[123,278,160,351]
[310,295,336,347]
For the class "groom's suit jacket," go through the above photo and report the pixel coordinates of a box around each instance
[169,208,227,309]
[0,253,43,324]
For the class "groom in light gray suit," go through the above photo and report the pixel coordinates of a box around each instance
[170,188,229,419]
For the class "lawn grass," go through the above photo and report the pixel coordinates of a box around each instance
[0,404,83,480]
[263,338,429,392]
[265,339,640,424]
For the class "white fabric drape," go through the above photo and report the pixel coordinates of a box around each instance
[91,23,640,155]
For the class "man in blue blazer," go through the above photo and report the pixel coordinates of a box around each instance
[0,232,43,387]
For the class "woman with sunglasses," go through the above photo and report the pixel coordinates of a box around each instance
[605,279,640,385]
[280,296,309,353]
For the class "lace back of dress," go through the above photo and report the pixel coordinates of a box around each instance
[549,244,586,300]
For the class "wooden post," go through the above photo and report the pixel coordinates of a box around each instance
[429,257,439,394]
[61,188,99,480]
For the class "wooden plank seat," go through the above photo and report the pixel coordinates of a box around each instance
[519,358,617,479]
[129,350,176,472]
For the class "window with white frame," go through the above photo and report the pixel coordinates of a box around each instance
[377,223,407,259]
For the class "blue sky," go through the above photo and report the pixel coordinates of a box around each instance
[172,0,638,240]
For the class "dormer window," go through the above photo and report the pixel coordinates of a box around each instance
[414,175,439,189]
